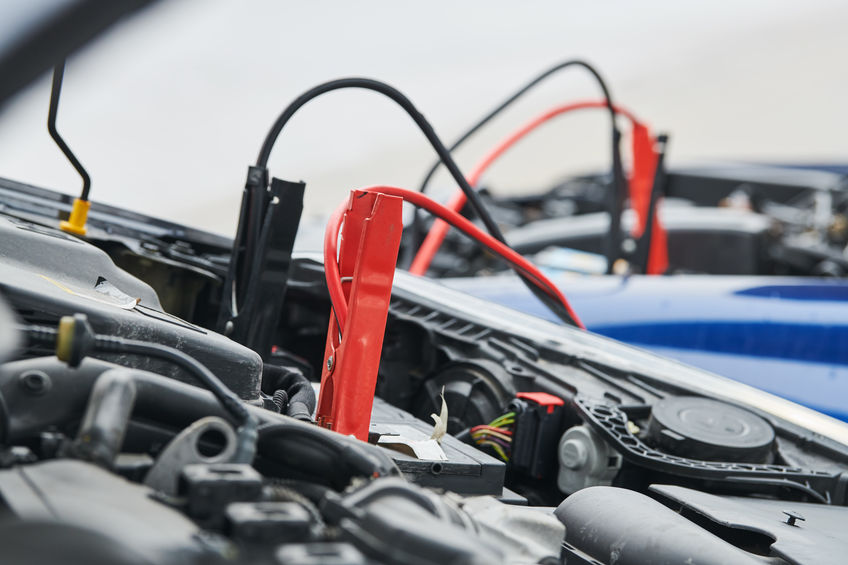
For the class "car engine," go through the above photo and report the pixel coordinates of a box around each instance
[1,10,848,561]
[1,173,848,564]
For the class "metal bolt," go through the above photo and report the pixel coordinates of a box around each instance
[783,510,805,527]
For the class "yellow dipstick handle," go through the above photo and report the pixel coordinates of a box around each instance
[59,198,90,236]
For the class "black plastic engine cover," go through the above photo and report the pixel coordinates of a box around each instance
[0,459,225,565]
[651,484,848,565]
[554,486,765,564]
[0,214,262,402]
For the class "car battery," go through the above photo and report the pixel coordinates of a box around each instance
[369,396,505,496]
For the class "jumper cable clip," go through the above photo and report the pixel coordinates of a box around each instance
[316,190,403,441]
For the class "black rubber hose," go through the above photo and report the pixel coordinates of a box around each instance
[256,422,399,490]
[405,59,625,274]
[65,368,136,469]
[22,318,258,463]
[24,317,245,427]
[92,336,258,464]
[262,364,316,421]
[0,357,399,488]
[94,337,250,426]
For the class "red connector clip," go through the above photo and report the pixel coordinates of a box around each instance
[515,391,565,415]
[316,190,403,440]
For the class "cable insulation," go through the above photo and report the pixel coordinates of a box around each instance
[256,77,578,323]
[325,186,585,330]
[407,60,623,271]
[256,78,503,241]
[410,100,643,275]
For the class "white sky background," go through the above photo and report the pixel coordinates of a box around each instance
[0,0,845,236]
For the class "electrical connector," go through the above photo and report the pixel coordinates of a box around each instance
[509,392,565,479]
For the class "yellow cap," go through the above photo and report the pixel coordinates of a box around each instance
[56,315,75,363]
[59,198,90,236]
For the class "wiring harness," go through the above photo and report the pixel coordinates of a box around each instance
[470,412,516,462]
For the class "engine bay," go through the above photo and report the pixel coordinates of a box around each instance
[1,173,848,564]
[410,147,848,280]
[2,11,848,561]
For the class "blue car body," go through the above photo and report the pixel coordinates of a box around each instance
[442,274,848,421]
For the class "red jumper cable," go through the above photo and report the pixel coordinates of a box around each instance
[316,190,404,440]
[409,100,668,276]
[319,186,585,440]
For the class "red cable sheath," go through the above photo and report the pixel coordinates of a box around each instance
[323,200,348,331]
[409,100,644,276]
[324,186,586,329]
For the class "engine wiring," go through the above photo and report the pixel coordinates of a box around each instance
[7,8,848,557]
[324,186,585,331]
[252,77,582,327]
[410,100,647,275]
[470,412,516,462]
[406,59,626,275]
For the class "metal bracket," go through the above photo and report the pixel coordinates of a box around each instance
[144,416,237,495]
